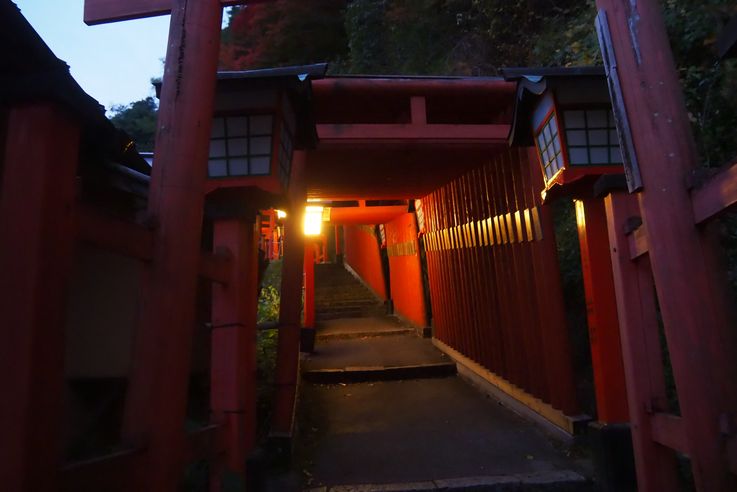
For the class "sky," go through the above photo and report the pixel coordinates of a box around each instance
[14,1,208,112]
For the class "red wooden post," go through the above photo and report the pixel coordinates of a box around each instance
[574,198,629,424]
[596,1,737,488]
[210,217,258,479]
[304,243,316,328]
[272,151,306,437]
[0,103,80,492]
[525,148,579,415]
[335,225,343,261]
[120,1,224,489]
[604,191,679,491]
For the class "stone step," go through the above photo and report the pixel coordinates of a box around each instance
[302,362,457,384]
[304,470,592,492]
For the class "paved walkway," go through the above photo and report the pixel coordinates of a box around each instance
[271,315,592,492]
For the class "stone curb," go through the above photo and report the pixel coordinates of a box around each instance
[304,470,590,492]
[302,362,457,384]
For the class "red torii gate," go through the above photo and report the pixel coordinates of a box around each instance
[87,1,268,491]
[2,0,736,490]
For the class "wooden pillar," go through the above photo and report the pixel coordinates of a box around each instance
[574,198,629,424]
[210,217,258,479]
[0,103,80,492]
[525,149,579,415]
[120,1,223,490]
[604,191,679,491]
[272,151,306,437]
[335,225,343,262]
[303,244,316,328]
[596,1,737,488]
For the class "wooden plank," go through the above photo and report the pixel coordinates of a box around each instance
[77,204,154,261]
[604,191,680,491]
[316,123,510,145]
[84,0,253,25]
[596,1,737,488]
[433,339,579,434]
[628,224,649,260]
[650,413,687,455]
[60,448,142,492]
[120,1,225,490]
[691,159,737,224]
[0,104,80,492]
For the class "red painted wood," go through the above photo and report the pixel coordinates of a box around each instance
[343,225,388,300]
[83,0,258,25]
[76,204,154,261]
[329,205,408,225]
[335,225,343,257]
[597,1,737,488]
[304,244,316,328]
[575,198,629,424]
[650,414,687,455]
[493,153,529,390]
[478,165,507,377]
[119,2,224,490]
[199,250,233,285]
[312,78,516,98]
[505,150,544,397]
[272,158,306,435]
[691,158,737,224]
[385,213,427,327]
[317,123,509,146]
[511,148,549,403]
[211,218,258,475]
[525,148,579,415]
[603,191,679,491]
[410,96,427,125]
[0,103,80,492]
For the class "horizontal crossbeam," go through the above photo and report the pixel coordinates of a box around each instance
[84,0,268,25]
[317,123,510,146]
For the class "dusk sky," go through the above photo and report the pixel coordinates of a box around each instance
[14,1,230,112]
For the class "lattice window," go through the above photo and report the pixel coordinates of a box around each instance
[208,114,273,178]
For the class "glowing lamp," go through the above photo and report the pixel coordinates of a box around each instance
[199,64,325,197]
[276,209,287,219]
[303,206,324,236]
[506,68,632,199]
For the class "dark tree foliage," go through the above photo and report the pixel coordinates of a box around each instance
[109,96,158,152]
[219,1,348,70]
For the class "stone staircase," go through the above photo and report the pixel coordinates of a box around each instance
[314,263,386,321]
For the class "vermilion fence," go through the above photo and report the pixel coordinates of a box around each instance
[420,147,579,422]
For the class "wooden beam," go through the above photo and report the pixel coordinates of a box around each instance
[0,104,80,492]
[604,192,680,491]
[691,159,737,225]
[317,123,510,145]
[120,1,224,490]
[650,413,687,455]
[83,0,256,25]
[628,225,649,260]
[410,96,427,125]
[60,448,143,492]
[199,250,232,284]
[77,204,154,261]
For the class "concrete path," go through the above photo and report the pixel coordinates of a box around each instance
[276,316,592,491]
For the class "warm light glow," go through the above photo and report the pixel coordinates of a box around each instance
[276,209,287,219]
[574,199,587,232]
[303,206,324,236]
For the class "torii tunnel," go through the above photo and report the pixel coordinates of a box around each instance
[2,1,737,491]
